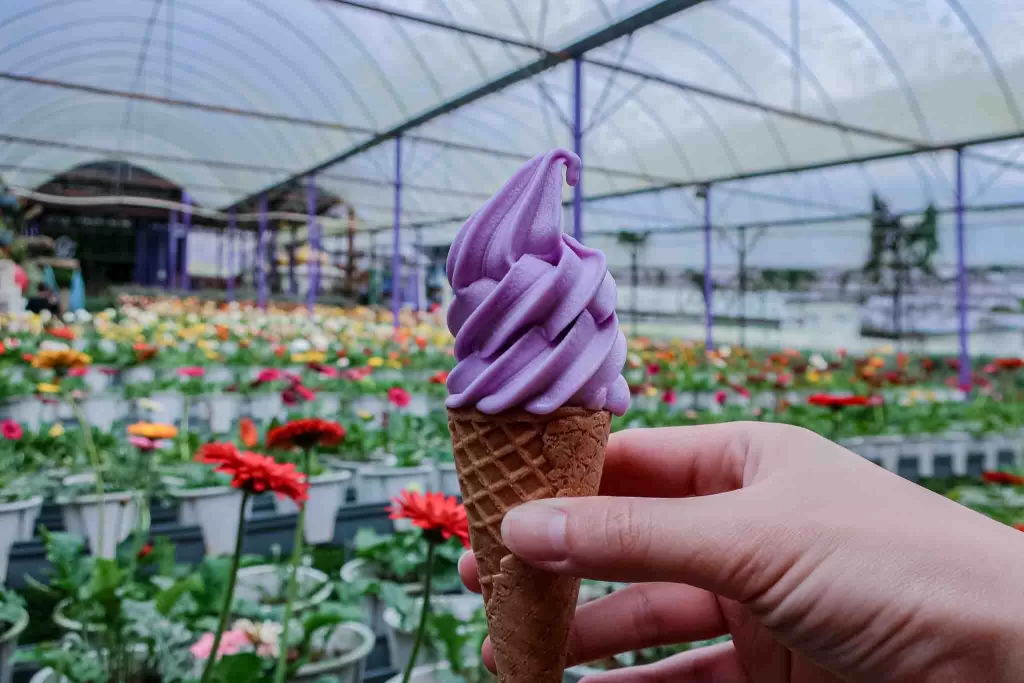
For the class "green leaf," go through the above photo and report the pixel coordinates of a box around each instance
[209,652,265,683]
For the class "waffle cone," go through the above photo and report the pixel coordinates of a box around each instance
[447,406,612,683]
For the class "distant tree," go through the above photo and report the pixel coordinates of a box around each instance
[862,195,938,338]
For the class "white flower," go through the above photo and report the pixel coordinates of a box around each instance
[39,310,52,323]
[809,353,828,371]
[136,398,163,413]
[77,310,92,323]
[336,357,351,368]
[40,340,70,352]
[63,311,77,323]
[231,619,282,658]
[290,339,311,353]
[99,339,117,355]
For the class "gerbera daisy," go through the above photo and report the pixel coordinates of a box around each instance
[388,489,470,548]
[197,443,309,503]
[266,418,345,451]
[31,349,91,373]
[127,422,179,440]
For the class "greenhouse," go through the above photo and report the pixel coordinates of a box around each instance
[0,1,1023,682]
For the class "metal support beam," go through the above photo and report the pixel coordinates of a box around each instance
[227,209,237,301]
[701,185,713,350]
[181,192,192,291]
[168,209,178,290]
[306,174,319,312]
[257,195,268,309]
[955,149,971,393]
[226,0,710,212]
[392,136,403,329]
[573,57,585,243]
[289,225,298,297]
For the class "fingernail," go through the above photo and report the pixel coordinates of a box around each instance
[501,501,567,561]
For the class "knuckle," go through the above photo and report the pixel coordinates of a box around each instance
[602,501,652,561]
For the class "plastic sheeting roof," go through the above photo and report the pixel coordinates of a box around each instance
[3,0,1024,261]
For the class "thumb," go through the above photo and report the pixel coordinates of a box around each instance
[501,492,799,602]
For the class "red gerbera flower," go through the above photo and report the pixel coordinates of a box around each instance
[1,420,23,441]
[48,327,75,341]
[388,490,470,548]
[387,386,411,408]
[429,370,449,385]
[282,383,316,406]
[994,357,1024,371]
[982,470,1024,486]
[177,366,205,378]
[197,442,309,503]
[266,418,345,451]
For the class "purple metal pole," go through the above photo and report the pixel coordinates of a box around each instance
[181,192,192,291]
[134,225,145,284]
[289,225,298,297]
[306,174,319,312]
[572,56,584,243]
[239,224,247,287]
[391,135,403,328]
[227,209,237,301]
[702,185,713,350]
[168,209,178,289]
[955,148,971,392]
[269,223,278,295]
[257,195,268,309]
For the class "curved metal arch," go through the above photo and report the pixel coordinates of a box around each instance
[0,100,272,195]
[0,4,355,131]
[2,54,318,167]
[824,0,933,143]
[942,0,1023,130]
[0,35,352,140]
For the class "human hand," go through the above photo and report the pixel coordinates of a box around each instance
[458,422,1024,682]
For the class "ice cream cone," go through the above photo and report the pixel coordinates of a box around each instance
[447,406,612,683]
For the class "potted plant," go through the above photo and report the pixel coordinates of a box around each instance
[382,591,485,673]
[234,564,334,617]
[167,458,252,557]
[340,526,463,635]
[0,588,27,683]
[0,465,45,581]
[359,409,435,503]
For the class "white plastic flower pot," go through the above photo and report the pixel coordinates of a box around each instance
[247,392,285,424]
[316,392,342,418]
[273,470,353,544]
[351,396,385,424]
[205,393,242,435]
[0,496,42,582]
[148,391,186,425]
[340,559,423,636]
[0,398,40,430]
[80,394,123,431]
[288,622,374,683]
[385,662,478,683]
[205,365,234,384]
[0,606,27,683]
[121,366,156,385]
[59,490,138,559]
[357,464,433,504]
[434,462,460,497]
[172,486,252,556]
[383,593,484,671]
[235,565,333,615]
[82,368,111,395]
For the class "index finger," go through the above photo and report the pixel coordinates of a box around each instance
[598,423,761,498]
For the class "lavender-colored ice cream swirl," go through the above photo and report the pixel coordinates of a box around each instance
[445,149,629,416]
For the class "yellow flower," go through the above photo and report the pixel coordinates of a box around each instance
[644,385,658,397]
[204,350,220,361]
[387,359,402,369]
[367,356,384,368]
[356,409,374,421]
[806,369,821,384]
[31,349,92,371]
[292,351,326,364]
[48,423,65,438]
[37,383,61,394]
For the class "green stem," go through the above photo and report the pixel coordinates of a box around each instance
[272,447,312,683]
[179,396,192,462]
[66,394,106,556]
[199,490,250,683]
[401,542,436,683]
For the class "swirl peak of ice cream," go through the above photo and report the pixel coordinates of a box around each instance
[445,149,629,416]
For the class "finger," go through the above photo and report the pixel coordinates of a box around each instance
[564,583,727,666]
[479,583,726,673]
[581,641,747,683]
[458,551,481,594]
[501,492,790,600]
[598,423,770,498]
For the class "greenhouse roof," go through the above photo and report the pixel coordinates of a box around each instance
[3,0,1024,253]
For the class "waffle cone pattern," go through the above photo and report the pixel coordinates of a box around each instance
[447,406,612,683]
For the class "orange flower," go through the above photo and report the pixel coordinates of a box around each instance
[32,349,91,372]
[197,443,309,503]
[132,343,158,362]
[48,327,75,341]
[266,418,345,451]
[429,370,449,385]
[127,422,178,440]
[239,418,259,448]
[388,490,470,548]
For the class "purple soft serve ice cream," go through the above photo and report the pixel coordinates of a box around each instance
[444,148,629,416]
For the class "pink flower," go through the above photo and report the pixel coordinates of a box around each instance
[177,367,205,378]
[387,386,411,408]
[311,363,339,378]
[736,386,751,399]
[190,630,250,661]
[68,367,88,378]
[128,436,167,452]
[253,368,283,385]
[1,420,22,441]
[714,390,727,406]
[282,384,315,406]
[662,389,677,405]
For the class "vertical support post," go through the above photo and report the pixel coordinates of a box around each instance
[239,225,247,289]
[955,148,971,392]
[227,209,237,302]
[289,224,298,297]
[392,135,403,329]
[181,192,191,291]
[168,209,178,290]
[257,195,268,310]
[217,224,224,285]
[414,227,425,311]
[134,224,145,285]
[701,185,713,350]
[572,56,584,243]
[269,222,278,295]
[306,174,319,312]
